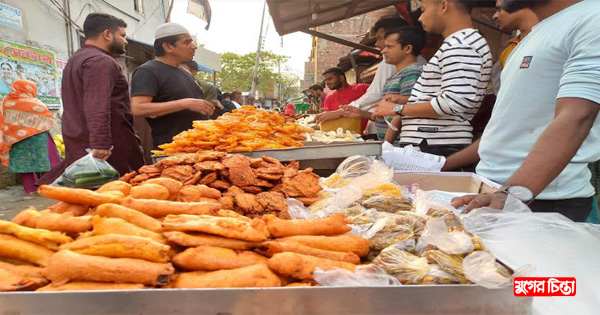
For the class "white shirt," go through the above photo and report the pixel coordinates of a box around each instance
[231,101,241,109]
[477,0,600,200]
[349,61,395,110]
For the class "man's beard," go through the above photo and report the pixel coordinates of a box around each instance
[109,38,126,55]
[503,0,550,13]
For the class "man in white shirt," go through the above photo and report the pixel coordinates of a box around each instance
[449,0,600,222]
[230,90,243,109]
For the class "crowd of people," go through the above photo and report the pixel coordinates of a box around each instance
[0,0,598,223]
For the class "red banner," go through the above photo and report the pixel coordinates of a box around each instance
[514,277,576,296]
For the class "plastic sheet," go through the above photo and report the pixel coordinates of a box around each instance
[313,265,401,286]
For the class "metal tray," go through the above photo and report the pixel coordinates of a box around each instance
[0,285,531,315]
[152,141,383,176]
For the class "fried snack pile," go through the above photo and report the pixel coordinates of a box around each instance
[153,106,313,155]
[1,163,367,291]
[118,152,324,218]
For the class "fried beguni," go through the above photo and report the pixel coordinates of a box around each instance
[120,197,221,218]
[0,220,72,250]
[12,209,93,234]
[60,234,170,263]
[46,250,174,286]
[163,214,270,242]
[267,252,357,280]
[177,185,221,202]
[281,169,322,197]
[173,246,268,271]
[91,216,166,244]
[0,234,54,266]
[0,261,46,278]
[47,202,90,216]
[143,178,183,200]
[37,282,145,291]
[277,234,370,257]
[169,264,280,288]
[258,241,360,264]
[96,181,132,196]
[130,184,170,200]
[164,231,261,250]
[0,268,48,291]
[96,203,163,233]
[263,213,352,237]
[38,185,122,206]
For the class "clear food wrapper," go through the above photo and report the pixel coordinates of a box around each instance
[313,265,401,287]
[462,251,512,289]
[54,149,119,189]
[373,244,430,284]
[419,216,474,255]
[420,264,460,284]
[422,250,470,284]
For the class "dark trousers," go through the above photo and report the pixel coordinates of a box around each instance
[529,197,593,222]
[417,140,468,158]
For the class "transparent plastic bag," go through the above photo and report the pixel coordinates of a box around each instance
[419,216,474,255]
[462,251,511,289]
[346,208,389,240]
[422,250,470,284]
[313,265,401,286]
[420,264,460,284]
[373,244,430,284]
[54,150,119,189]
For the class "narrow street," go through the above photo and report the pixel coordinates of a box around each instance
[0,186,55,220]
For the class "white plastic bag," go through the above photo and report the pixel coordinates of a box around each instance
[419,216,474,255]
[313,265,401,286]
[54,149,119,189]
[463,251,534,289]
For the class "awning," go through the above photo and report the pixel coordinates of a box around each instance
[267,0,407,36]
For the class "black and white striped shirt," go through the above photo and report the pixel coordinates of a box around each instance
[401,28,493,146]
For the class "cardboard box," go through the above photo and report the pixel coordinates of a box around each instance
[393,172,500,194]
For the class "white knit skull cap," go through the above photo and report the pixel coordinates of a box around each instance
[155,23,190,40]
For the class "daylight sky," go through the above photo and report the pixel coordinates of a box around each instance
[171,0,312,78]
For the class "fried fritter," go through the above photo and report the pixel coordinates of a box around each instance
[96,181,132,196]
[169,264,280,288]
[255,192,286,212]
[224,186,245,198]
[282,168,322,197]
[130,173,157,186]
[258,241,360,264]
[194,151,227,162]
[173,246,268,271]
[138,165,162,174]
[194,161,225,172]
[37,282,145,291]
[277,234,370,257]
[0,268,48,291]
[296,196,324,206]
[0,220,73,250]
[162,214,270,242]
[60,234,170,263]
[234,193,264,214]
[240,186,263,194]
[130,184,170,200]
[163,231,262,250]
[143,178,183,200]
[183,171,203,185]
[199,172,218,185]
[156,153,197,168]
[119,171,137,183]
[267,252,356,280]
[161,165,195,183]
[222,154,251,168]
[228,165,256,187]
[218,196,234,210]
[264,213,352,237]
[209,180,232,190]
[0,234,54,266]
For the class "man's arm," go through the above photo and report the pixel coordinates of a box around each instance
[453,98,599,210]
[130,95,214,118]
[442,139,480,171]
[384,115,402,143]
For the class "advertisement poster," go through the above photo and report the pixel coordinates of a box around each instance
[0,39,61,109]
[0,3,23,30]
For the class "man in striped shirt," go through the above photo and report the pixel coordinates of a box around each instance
[371,0,493,157]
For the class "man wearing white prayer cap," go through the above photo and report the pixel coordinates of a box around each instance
[130,22,215,149]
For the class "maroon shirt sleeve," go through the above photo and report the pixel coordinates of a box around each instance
[81,55,117,149]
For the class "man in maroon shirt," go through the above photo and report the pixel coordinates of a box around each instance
[38,13,144,185]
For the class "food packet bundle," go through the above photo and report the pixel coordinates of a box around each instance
[422,250,470,284]
[419,215,475,255]
[373,244,430,284]
[462,251,513,289]
[54,150,119,189]
[420,264,460,284]
[313,265,401,287]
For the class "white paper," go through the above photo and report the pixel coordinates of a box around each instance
[381,142,446,172]
[426,190,475,206]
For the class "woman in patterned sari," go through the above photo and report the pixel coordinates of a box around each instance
[0,80,59,193]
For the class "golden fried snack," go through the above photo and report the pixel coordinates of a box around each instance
[0,235,54,266]
[173,246,267,271]
[163,231,261,250]
[37,282,145,291]
[0,220,73,250]
[0,261,46,278]
[120,198,221,218]
[38,185,122,206]
[96,203,163,233]
[12,209,93,234]
[143,178,183,200]
[263,213,352,237]
[281,169,322,198]
[267,252,357,280]
[218,196,234,210]
[170,264,281,288]
[277,234,370,257]
[60,234,170,263]
[101,191,126,200]
[285,282,313,287]
[96,180,132,195]
[46,250,174,286]
[163,214,270,242]
[258,241,360,264]
[176,187,203,202]
[0,268,48,291]
[47,202,89,216]
[189,185,221,200]
[130,184,170,200]
[91,216,166,244]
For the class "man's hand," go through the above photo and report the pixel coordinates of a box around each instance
[315,110,343,124]
[91,148,112,161]
[341,105,363,118]
[383,94,405,103]
[183,98,215,115]
[370,100,397,119]
[451,192,507,212]
[214,100,224,110]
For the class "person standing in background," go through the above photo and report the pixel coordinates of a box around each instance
[0,80,59,193]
